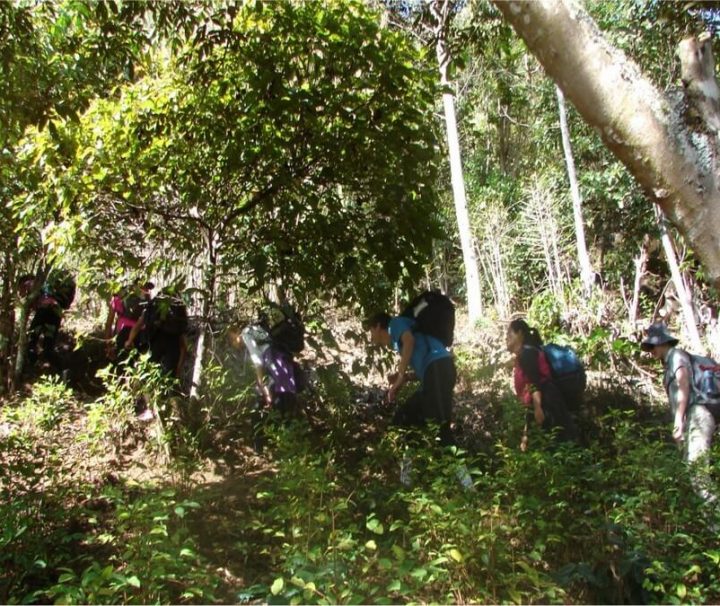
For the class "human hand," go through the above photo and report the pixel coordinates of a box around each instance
[520,434,528,452]
[387,384,399,403]
[672,422,685,443]
[533,405,545,427]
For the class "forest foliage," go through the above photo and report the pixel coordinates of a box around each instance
[2,0,720,604]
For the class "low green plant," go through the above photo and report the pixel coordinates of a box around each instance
[81,355,173,455]
[29,485,218,605]
[5,375,76,431]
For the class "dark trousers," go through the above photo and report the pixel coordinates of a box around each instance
[27,306,62,370]
[392,356,456,447]
[149,332,182,377]
[536,382,579,443]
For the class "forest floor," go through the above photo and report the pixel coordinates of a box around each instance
[3,309,681,604]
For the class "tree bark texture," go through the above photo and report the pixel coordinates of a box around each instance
[493,0,720,289]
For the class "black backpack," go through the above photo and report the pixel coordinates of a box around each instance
[401,290,455,347]
[268,304,305,355]
[44,269,76,310]
[146,293,188,336]
[120,288,145,321]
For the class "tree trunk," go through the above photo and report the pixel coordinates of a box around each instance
[442,91,484,321]
[12,282,42,390]
[189,238,217,400]
[493,0,720,289]
[556,85,594,294]
[655,206,704,353]
[432,0,483,323]
[628,236,649,330]
[0,250,16,395]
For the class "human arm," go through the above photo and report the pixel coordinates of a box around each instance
[672,365,692,443]
[531,389,545,426]
[125,313,145,349]
[388,330,415,403]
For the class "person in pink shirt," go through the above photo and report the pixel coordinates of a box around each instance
[105,281,154,361]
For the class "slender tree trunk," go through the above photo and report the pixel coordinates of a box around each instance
[442,91,483,321]
[432,0,483,323]
[655,207,704,352]
[12,280,43,390]
[556,85,594,294]
[0,250,16,395]
[189,238,217,400]
[629,237,649,329]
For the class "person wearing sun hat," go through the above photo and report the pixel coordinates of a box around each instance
[642,322,717,505]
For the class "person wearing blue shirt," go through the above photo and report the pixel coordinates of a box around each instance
[367,312,456,447]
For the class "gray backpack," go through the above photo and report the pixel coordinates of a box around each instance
[689,353,720,419]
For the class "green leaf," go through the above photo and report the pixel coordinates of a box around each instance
[126,576,141,588]
[366,516,384,535]
[271,578,284,596]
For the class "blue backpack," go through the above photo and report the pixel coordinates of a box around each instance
[542,343,587,410]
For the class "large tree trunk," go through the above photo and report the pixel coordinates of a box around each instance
[556,85,594,294]
[493,0,720,289]
[432,0,483,323]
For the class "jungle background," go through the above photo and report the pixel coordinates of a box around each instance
[2,0,720,604]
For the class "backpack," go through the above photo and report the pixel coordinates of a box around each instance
[120,289,145,321]
[146,293,188,336]
[268,304,305,355]
[542,343,587,409]
[401,290,455,348]
[688,353,720,419]
[44,269,76,310]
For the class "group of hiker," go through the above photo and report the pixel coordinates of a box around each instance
[20,272,189,389]
[19,273,720,500]
[104,280,189,381]
[367,291,720,502]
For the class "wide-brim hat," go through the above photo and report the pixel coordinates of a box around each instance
[641,322,679,351]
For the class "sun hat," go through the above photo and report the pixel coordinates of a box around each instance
[641,322,679,351]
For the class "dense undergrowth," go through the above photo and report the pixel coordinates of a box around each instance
[2,340,720,605]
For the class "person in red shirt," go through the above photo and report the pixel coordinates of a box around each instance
[507,319,578,449]
[104,281,154,361]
